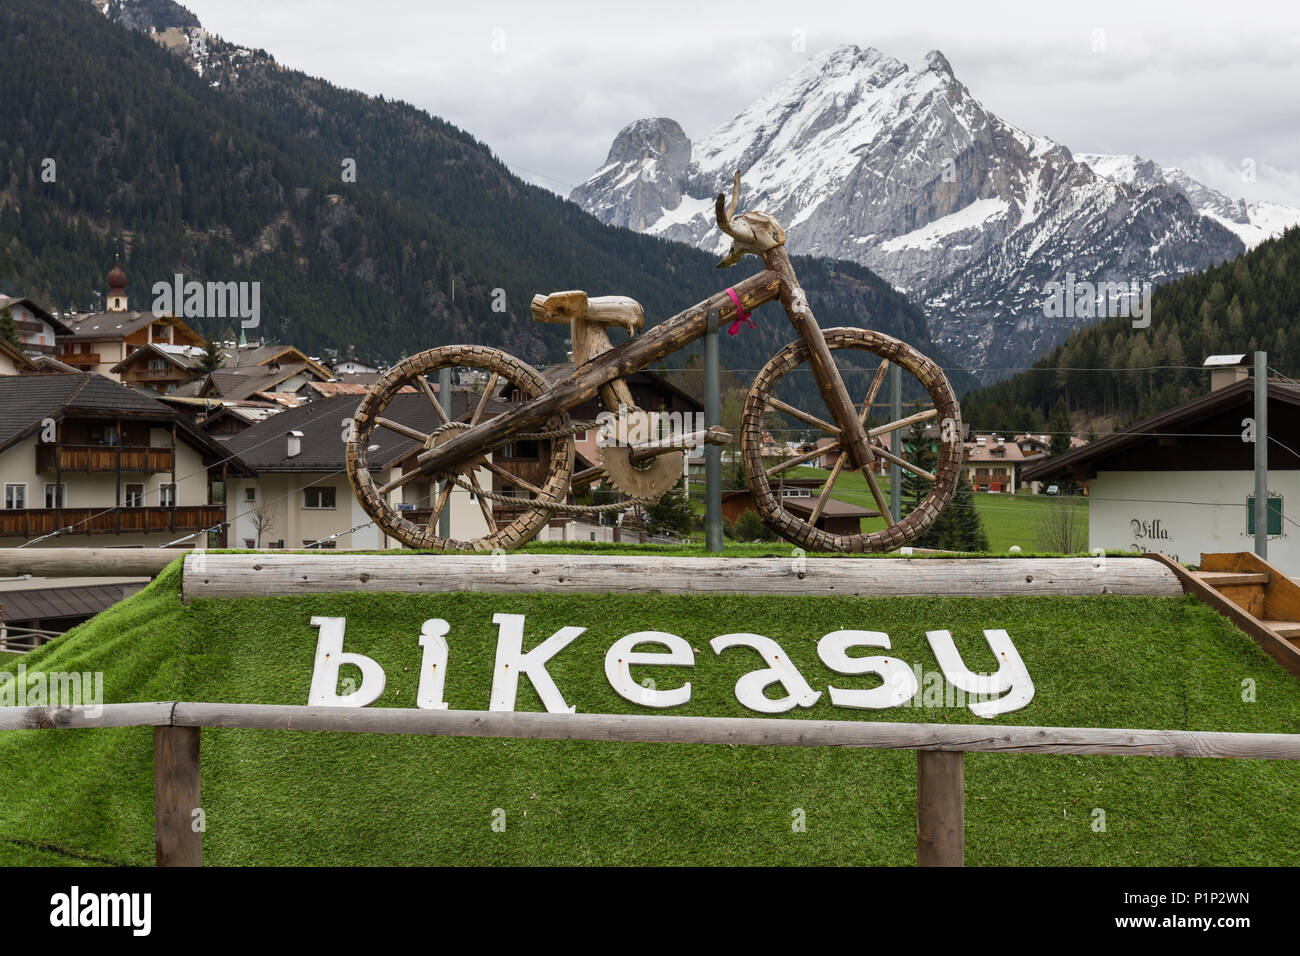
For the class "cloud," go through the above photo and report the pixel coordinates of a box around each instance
[179,0,1300,203]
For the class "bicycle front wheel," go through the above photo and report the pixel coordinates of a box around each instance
[741,328,962,552]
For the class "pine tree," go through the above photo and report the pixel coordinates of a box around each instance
[0,306,17,348]
[1047,399,1072,457]
[197,338,225,373]
[915,475,989,552]
[901,410,938,515]
[645,479,693,538]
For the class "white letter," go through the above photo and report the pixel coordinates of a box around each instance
[710,633,821,714]
[817,630,918,709]
[416,619,450,710]
[925,629,1034,717]
[307,617,386,707]
[604,631,693,708]
[49,893,69,928]
[489,613,583,713]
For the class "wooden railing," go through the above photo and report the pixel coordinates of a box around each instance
[1,702,1297,866]
[57,352,101,366]
[0,505,224,539]
[0,625,61,653]
[35,444,174,473]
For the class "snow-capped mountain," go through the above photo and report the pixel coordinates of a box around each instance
[571,46,1245,377]
[1075,152,1300,250]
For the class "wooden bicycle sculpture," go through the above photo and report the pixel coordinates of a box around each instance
[346,172,963,553]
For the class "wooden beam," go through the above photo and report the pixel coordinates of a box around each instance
[181,554,1185,600]
[157,705,1300,759]
[154,725,202,867]
[0,548,182,578]
[1,702,1298,760]
[0,701,175,731]
[916,750,964,866]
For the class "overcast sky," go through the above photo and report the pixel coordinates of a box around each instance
[183,0,1300,205]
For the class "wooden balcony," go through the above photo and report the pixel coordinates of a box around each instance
[0,505,226,539]
[58,352,101,366]
[36,444,175,474]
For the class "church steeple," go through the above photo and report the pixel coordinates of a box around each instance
[106,255,128,312]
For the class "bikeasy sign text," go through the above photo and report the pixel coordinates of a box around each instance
[307,614,1034,718]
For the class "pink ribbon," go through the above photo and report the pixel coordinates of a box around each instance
[725,287,755,336]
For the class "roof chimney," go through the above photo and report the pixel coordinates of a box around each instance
[287,430,303,458]
[1204,354,1249,392]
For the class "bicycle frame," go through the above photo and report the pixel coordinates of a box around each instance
[413,248,876,479]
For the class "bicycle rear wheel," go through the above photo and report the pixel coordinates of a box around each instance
[348,346,575,551]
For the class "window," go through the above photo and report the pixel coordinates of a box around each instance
[4,484,26,509]
[245,487,257,502]
[304,539,337,549]
[500,440,539,460]
[44,483,67,509]
[780,487,812,498]
[90,423,120,446]
[1246,495,1283,536]
[304,487,337,509]
[125,484,145,507]
[243,538,255,550]
[159,483,176,508]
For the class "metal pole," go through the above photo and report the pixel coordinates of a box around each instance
[705,308,723,552]
[1254,351,1268,558]
[439,366,453,539]
[889,362,902,524]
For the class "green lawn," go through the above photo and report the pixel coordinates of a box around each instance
[1,560,1297,866]
[688,466,1088,553]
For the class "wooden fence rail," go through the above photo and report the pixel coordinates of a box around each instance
[3,702,1298,867]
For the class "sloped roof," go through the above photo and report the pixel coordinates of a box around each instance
[0,373,254,475]
[0,295,74,334]
[109,341,207,374]
[177,363,315,401]
[0,339,39,372]
[61,310,202,343]
[1022,378,1300,481]
[0,582,142,624]
[223,390,512,472]
[218,344,331,379]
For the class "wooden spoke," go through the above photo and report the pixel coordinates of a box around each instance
[377,466,426,496]
[859,360,890,419]
[376,417,430,444]
[871,442,936,482]
[415,375,450,425]
[765,395,840,436]
[483,459,544,497]
[466,473,497,532]
[862,467,894,527]
[868,406,938,438]
[809,452,848,525]
[426,481,454,533]
[470,373,499,426]
[570,464,606,489]
[766,442,839,479]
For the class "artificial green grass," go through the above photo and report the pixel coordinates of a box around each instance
[1,560,1297,866]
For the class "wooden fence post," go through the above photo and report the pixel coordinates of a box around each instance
[916,750,964,866]
[154,725,202,867]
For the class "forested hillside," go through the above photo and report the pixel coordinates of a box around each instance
[962,226,1299,432]
[0,0,970,408]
